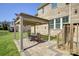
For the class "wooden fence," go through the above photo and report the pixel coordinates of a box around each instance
[57,24,79,55]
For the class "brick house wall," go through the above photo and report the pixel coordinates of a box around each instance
[31,3,79,36]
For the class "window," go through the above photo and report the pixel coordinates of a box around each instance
[49,19,54,29]
[56,18,60,29]
[37,26,38,29]
[52,3,57,9]
[62,16,69,23]
[66,3,69,5]
[74,9,77,14]
[42,8,44,14]
[39,8,44,14]
[45,26,46,29]
[38,8,44,14]
[35,13,38,16]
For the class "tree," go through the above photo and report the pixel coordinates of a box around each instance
[2,20,9,30]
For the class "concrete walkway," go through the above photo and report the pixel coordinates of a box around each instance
[14,38,71,56]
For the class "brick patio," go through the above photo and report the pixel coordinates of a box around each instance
[14,38,71,56]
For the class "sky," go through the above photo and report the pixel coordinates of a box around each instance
[0,3,40,22]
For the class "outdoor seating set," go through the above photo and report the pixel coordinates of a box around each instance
[29,33,45,43]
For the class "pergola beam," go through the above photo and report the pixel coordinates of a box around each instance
[15,19,20,24]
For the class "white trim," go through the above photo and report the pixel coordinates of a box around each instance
[60,18,63,29]
[55,18,61,29]
[54,19,56,29]
[15,19,20,24]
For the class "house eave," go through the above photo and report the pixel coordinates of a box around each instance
[37,3,49,10]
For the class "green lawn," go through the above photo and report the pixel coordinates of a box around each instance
[0,30,57,56]
[0,30,20,56]
[16,31,28,40]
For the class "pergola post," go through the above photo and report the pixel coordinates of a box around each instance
[14,21,16,40]
[69,3,73,54]
[19,16,23,51]
[34,25,36,34]
[48,22,51,41]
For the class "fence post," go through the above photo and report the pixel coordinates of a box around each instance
[63,25,65,49]
[76,24,78,54]
[57,33,59,48]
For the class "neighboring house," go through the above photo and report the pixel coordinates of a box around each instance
[31,3,79,36]
[8,21,14,32]
[9,21,31,32]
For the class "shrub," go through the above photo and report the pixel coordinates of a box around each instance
[0,27,3,30]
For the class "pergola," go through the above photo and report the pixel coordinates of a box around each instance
[14,13,50,51]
